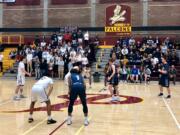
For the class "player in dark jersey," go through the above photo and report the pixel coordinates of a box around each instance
[158,56,171,98]
[67,66,89,126]
[107,58,120,101]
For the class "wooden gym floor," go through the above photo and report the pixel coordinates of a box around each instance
[0,78,179,135]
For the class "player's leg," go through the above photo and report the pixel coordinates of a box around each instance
[113,85,120,101]
[166,87,171,98]
[67,89,78,125]
[14,75,22,100]
[19,76,26,98]
[158,85,163,96]
[28,101,36,123]
[13,85,21,100]
[45,100,56,124]
[28,87,37,123]
[39,88,56,124]
[78,88,89,126]
[158,77,164,96]
[166,78,171,98]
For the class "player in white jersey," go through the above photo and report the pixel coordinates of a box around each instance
[13,56,31,101]
[28,76,56,124]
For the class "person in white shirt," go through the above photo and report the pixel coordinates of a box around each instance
[13,56,31,100]
[0,52,3,72]
[84,31,89,46]
[28,76,56,124]
[151,57,159,66]
[58,55,64,80]
[40,40,46,47]
[26,51,33,73]
[121,46,129,57]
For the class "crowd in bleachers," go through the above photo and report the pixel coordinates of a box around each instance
[11,27,98,81]
[109,36,179,84]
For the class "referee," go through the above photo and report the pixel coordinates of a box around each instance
[158,56,171,98]
[66,66,89,126]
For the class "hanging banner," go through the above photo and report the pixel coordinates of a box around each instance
[105,5,131,36]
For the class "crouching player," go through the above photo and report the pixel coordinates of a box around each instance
[28,76,56,124]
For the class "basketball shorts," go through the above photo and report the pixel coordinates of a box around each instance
[159,77,169,88]
[108,75,119,86]
[17,75,25,86]
[31,85,49,102]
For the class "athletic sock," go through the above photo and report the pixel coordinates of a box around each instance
[48,116,52,120]
[29,114,33,119]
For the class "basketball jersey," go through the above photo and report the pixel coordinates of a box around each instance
[18,61,25,76]
[160,63,169,79]
[34,76,53,89]
[107,64,118,77]
[71,73,84,85]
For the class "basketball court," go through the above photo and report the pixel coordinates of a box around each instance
[0,79,179,135]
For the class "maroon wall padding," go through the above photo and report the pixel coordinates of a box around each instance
[51,0,87,5]
[99,0,138,3]
[153,0,179,1]
[7,0,40,6]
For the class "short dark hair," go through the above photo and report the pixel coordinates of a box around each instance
[162,55,167,61]
[19,56,24,61]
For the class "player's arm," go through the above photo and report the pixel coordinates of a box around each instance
[21,68,31,76]
[159,66,168,74]
[47,84,53,97]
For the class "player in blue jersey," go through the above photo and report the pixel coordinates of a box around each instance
[66,66,89,126]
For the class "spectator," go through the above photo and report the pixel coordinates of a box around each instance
[63,31,72,44]
[121,65,127,82]
[34,57,40,80]
[58,55,64,80]
[9,49,17,59]
[121,45,128,57]
[144,66,151,84]
[0,52,3,72]
[130,65,139,83]
[83,64,92,88]
[48,59,54,78]
[161,43,168,55]
[126,66,131,82]
[169,65,177,85]
[51,32,58,46]
[77,30,83,44]
[40,59,48,78]
[26,51,33,73]
[84,31,89,47]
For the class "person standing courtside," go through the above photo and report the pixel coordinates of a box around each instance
[13,56,31,100]
[158,56,171,98]
[66,66,89,126]
[107,58,120,101]
[28,76,56,124]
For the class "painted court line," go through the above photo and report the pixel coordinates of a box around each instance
[0,100,12,106]
[49,119,67,135]
[75,116,92,135]
[21,117,48,135]
[162,98,180,130]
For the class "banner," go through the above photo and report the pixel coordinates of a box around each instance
[105,5,131,36]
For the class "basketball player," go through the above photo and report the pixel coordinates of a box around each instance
[158,56,171,98]
[66,66,89,126]
[107,58,120,101]
[28,76,56,124]
[13,56,31,101]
